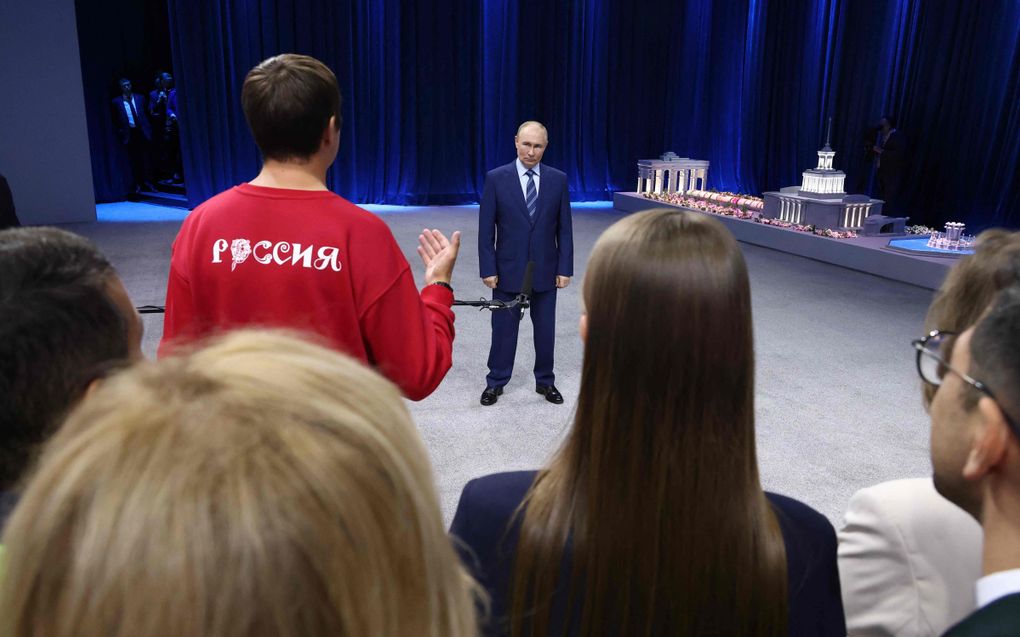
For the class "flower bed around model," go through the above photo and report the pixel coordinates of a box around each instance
[642,191,857,239]
[687,190,765,211]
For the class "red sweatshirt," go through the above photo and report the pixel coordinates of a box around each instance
[160,184,455,400]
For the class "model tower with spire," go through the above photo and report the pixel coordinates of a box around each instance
[799,118,846,198]
[761,117,888,231]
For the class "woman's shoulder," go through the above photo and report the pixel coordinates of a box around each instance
[766,492,835,539]
[450,471,538,536]
[767,493,846,634]
[765,492,839,574]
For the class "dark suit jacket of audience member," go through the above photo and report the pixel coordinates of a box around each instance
[111,93,152,144]
[943,593,1020,636]
[450,471,846,636]
[0,174,18,229]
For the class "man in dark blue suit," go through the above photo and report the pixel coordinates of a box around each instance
[925,287,1020,636]
[111,78,153,193]
[478,121,573,406]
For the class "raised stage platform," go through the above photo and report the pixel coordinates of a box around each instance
[613,192,952,290]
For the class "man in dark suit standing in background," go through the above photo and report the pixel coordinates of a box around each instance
[111,78,153,193]
[926,287,1020,635]
[872,115,905,215]
[478,121,573,406]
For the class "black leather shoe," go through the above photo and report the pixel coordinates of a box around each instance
[480,386,503,406]
[536,384,564,404]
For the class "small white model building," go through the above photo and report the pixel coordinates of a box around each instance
[635,152,709,197]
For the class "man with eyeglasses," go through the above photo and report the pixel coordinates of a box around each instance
[918,286,1020,635]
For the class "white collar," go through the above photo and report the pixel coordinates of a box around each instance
[976,569,1020,608]
[516,158,541,177]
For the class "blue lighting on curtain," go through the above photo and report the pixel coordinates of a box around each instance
[162,0,1020,228]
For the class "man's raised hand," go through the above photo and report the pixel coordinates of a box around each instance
[417,228,461,285]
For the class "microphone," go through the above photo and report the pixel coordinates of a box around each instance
[519,261,534,298]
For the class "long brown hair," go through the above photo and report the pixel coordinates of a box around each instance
[511,209,788,636]
[0,330,478,637]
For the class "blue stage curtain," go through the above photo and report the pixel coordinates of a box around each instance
[167,0,1019,228]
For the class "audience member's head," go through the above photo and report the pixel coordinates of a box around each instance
[0,227,141,493]
[241,53,342,162]
[928,286,1020,520]
[0,330,477,637]
[154,71,173,91]
[921,229,1020,404]
[512,209,787,635]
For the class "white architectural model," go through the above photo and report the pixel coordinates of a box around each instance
[763,120,885,231]
[799,141,846,197]
[636,152,709,196]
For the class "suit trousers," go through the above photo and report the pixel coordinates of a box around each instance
[486,287,556,388]
[125,127,152,189]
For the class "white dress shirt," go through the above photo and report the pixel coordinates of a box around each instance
[516,158,540,200]
[123,97,137,127]
[976,568,1020,608]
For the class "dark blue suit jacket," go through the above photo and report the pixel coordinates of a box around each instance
[478,161,573,293]
[943,593,1020,636]
[111,93,152,143]
[450,470,846,636]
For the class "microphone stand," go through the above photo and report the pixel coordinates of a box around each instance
[454,261,534,320]
[138,264,540,319]
[452,294,530,313]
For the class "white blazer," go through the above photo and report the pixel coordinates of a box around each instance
[838,478,982,636]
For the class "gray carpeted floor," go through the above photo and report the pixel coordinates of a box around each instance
[68,201,936,527]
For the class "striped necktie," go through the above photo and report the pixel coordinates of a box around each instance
[525,169,537,218]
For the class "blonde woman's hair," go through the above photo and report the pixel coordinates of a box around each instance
[0,330,478,637]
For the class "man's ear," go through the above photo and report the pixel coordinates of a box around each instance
[322,116,338,146]
[83,376,105,402]
[963,396,1012,480]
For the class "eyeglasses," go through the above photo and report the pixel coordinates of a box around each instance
[912,329,1019,435]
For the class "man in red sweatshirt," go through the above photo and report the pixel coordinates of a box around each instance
[160,54,461,400]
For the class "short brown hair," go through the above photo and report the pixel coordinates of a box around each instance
[922,229,1020,404]
[241,54,342,161]
[0,227,130,490]
[0,330,479,637]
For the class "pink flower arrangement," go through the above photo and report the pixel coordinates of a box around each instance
[687,189,765,211]
[642,192,857,239]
